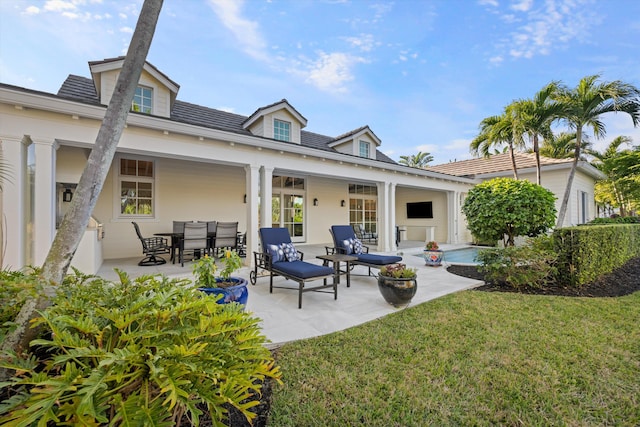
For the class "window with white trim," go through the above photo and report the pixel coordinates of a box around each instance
[119,158,154,216]
[359,140,371,158]
[274,119,291,142]
[132,86,153,114]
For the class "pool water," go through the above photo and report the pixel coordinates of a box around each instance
[442,247,482,264]
[415,247,486,265]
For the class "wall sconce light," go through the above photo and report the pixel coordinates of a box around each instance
[63,188,73,202]
[313,198,318,206]
[341,200,345,207]
[243,194,247,204]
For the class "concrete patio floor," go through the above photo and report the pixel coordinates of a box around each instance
[97,241,483,347]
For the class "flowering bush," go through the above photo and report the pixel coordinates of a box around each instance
[425,241,440,251]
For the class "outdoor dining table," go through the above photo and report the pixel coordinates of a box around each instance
[154,231,216,263]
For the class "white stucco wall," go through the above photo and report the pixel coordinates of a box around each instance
[394,187,449,243]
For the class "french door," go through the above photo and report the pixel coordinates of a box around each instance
[272,193,305,242]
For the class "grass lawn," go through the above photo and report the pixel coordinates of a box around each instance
[268,290,640,426]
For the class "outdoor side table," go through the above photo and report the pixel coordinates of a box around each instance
[316,254,358,287]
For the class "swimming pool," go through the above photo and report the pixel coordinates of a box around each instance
[415,247,487,265]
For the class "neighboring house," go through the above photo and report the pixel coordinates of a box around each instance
[0,57,477,273]
[428,152,605,236]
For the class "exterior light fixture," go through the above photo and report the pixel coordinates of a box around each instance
[313,198,318,206]
[63,188,73,202]
[341,200,345,207]
[243,194,247,203]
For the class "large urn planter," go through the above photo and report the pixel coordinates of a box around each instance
[377,263,418,308]
[198,277,249,305]
[423,249,443,267]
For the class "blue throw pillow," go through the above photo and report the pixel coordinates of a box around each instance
[352,238,364,254]
[266,244,284,263]
[281,242,300,262]
[340,239,353,255]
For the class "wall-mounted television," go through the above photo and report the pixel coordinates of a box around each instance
[406,201,433,219]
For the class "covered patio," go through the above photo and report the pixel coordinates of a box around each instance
[97,241,483,346]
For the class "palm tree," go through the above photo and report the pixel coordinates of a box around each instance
[539,132,578,159]
[552,75,640,228]
[510,82,564,184]
[589,136,639,216]
[398,151,434,168]
[0,0,164,359]
[470,109,524,179]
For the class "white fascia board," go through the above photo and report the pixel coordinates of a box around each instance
[1,86,474,185]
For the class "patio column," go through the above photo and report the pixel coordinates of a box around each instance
[376,181,388,251]
[260,166,273,229]
[245,165,260,266]
[447,190,457,244]
[0,136,28,268]
[388,182,397,252]
[33,139,59,267]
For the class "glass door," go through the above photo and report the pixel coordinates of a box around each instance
[272,193,305,242]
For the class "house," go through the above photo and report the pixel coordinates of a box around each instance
[428,152,605,226]
[0,57,601,273]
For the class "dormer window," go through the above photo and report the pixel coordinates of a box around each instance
[274,119,291,142]
[359,140,371,158]
[132,86,153,114]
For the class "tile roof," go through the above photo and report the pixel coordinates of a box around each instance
[427,152,572,178]
[55,75,397,164]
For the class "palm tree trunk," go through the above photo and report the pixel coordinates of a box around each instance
[509,143,519,179]
[556,126,582,227]
[0,0,164,361]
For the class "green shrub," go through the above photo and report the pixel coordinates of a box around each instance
[553,224,640,286]
[586,216,640,225]
[476,236,558,289]
[462,178,556,246]
[0,268,41,344]
[0,270,281,426]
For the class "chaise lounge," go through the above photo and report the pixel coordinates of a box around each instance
[329,225,403,277]
[257,227,337,309]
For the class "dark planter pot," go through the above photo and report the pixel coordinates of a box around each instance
[198,277,249,305]
[377,275,417,307]
[424,249,443,267]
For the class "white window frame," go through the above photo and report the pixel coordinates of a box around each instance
[115,156,156,220]
[359,140,371,158]
[274,119,291,142]
[132,85,153,114]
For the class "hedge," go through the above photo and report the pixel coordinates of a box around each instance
[553,224,640,286]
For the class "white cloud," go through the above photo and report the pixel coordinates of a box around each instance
[44,0,76,12]
[120,26,133,34]
[304,51,364,94]
[343,33,377,52]
[207,0,268,61]
[489,0,599,63]
[511,0,533,12]
[478,0,499,7]
[24,6,40,15]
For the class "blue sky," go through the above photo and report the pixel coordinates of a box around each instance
[1,0,639,165]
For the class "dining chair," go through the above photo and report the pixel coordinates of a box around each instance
[171,221,189,262]
[179,222,208,267]
[212,221,238,256]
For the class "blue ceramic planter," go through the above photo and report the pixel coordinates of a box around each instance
[198,277,249,305]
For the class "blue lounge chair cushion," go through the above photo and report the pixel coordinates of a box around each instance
[355,253,402,265]
[272,260,334,279]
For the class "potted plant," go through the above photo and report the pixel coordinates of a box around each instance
[194,250,249,305]
[377,263,418,307]
[424,240,443,267]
